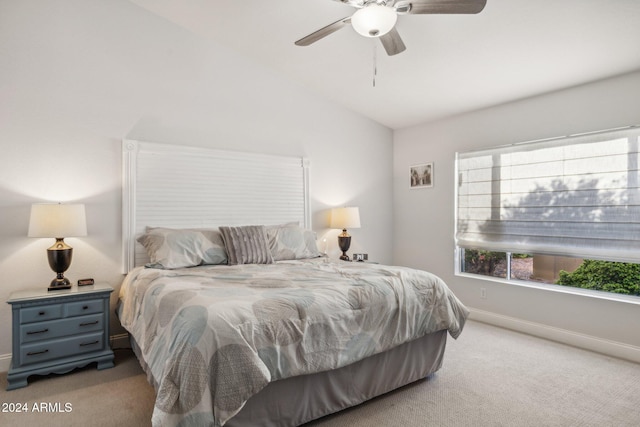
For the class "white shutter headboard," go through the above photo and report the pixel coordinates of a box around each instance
[122,140,310,273]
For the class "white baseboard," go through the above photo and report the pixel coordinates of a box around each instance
[0,334,132,374]
[0,353,11,374]
[469,308,640,364]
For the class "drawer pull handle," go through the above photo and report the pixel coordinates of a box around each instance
[27,349,49,356]
[26,328,49,335]
[83,305,89,310]
[38,311,46,316]
[80,340,100,347]
[79,321,99,327]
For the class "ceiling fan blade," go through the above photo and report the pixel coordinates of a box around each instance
[332,0,362,7]
[379,27,406,56]
[404,0,487,14]
[295,17,352,46]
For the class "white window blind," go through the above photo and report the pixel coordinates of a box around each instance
[456,126,640,262]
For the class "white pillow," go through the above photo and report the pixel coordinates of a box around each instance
[137,227,227,269]
[266,223,321,261]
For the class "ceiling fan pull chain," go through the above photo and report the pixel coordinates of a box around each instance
[372,41,377,87]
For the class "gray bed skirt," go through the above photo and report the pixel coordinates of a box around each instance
[131,330,448,426]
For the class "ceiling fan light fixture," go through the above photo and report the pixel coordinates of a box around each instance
[351,4,397,38]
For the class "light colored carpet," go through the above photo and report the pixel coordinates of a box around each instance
[0,348,155,426]
[1,321,639,426]
[307,321,640,427]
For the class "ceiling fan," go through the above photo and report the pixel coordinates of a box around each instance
[295,0,487,56]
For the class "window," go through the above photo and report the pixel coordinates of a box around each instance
[455,126,640,298]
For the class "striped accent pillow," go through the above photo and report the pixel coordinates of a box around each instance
[219,225,274,265]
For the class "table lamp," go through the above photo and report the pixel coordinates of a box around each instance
[28,203,87,291]
[330,207,361,261]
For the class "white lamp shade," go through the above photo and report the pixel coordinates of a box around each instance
[351,4,398,38]
[28,203,87,238]
[330,207,361,229]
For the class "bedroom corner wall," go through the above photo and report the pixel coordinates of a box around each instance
[0,0,393,366]
[392,70,640,360]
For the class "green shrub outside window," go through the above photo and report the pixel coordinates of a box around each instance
[557,260,640,296]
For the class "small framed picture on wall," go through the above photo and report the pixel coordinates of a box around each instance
[410,162,433,189]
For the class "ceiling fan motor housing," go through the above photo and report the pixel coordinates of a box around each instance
[351,3,398,38]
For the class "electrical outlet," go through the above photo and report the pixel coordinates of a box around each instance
[480,288,487,299]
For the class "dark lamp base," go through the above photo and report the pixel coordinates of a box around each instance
[338,233,352,262]
[47,240,73,291]
[49,276,72,291]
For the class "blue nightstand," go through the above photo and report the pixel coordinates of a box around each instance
[6,283,115,390]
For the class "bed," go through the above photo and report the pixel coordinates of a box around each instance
[118,140,468,427]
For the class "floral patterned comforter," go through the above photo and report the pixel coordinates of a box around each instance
[118,257,468,426]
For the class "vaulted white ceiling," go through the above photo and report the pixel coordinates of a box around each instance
[129,0,640,129]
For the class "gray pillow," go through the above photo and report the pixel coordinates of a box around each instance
[137,227,227,269]
[266,223,321,261]
[219,225,274,265]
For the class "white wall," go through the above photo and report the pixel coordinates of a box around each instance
[393,71,640,360]
[0,0,393,361]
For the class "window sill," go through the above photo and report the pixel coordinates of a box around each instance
[455,272,640,306]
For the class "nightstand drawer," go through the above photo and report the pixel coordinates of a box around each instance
[20,304,63,324]
[64,299,103,317]
[20,314,104,343]
[20,332,104,366]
